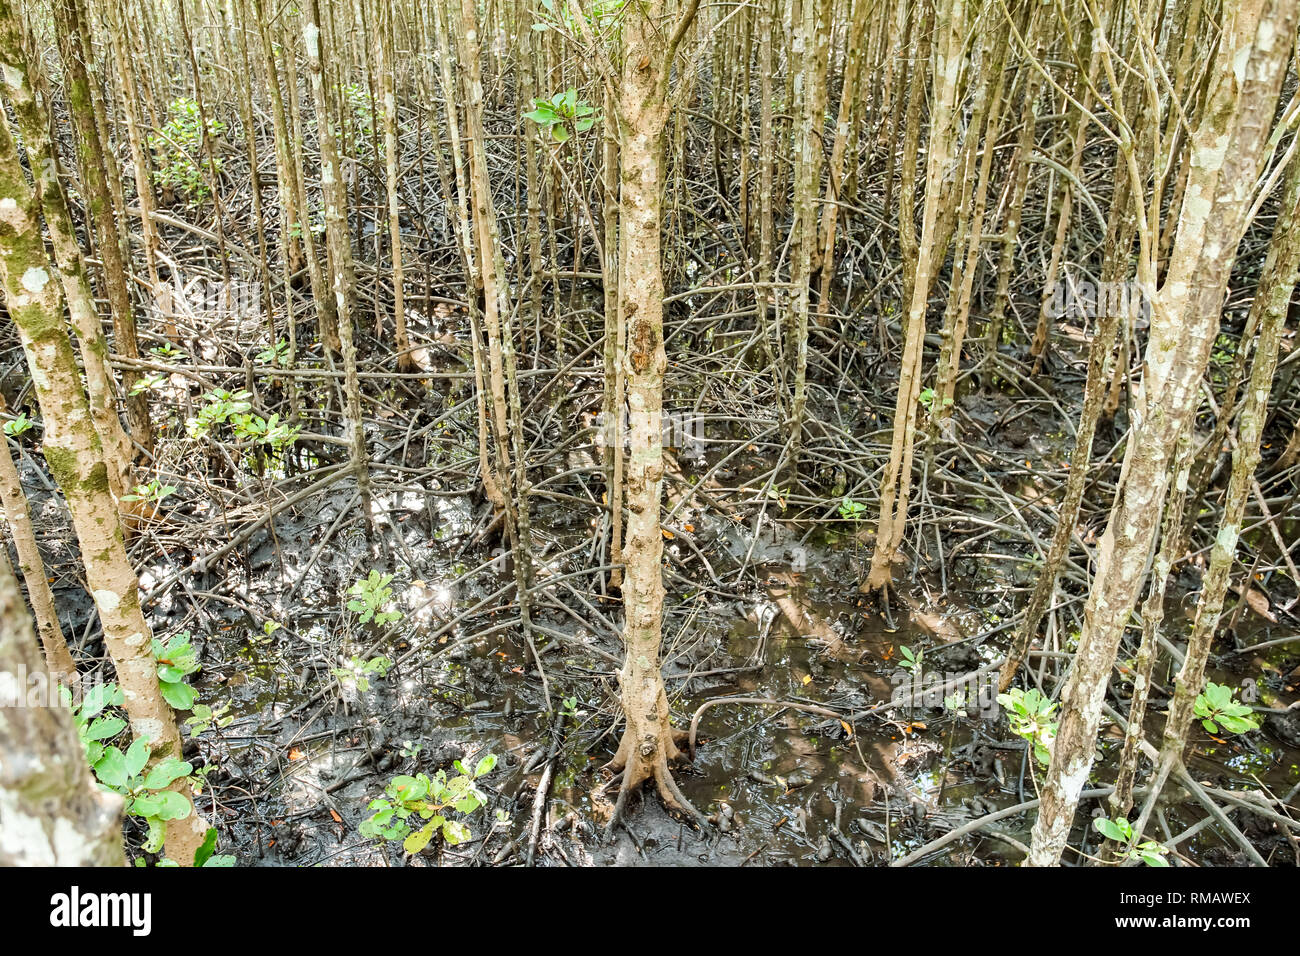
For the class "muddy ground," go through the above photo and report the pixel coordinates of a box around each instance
[8,296,1299,868]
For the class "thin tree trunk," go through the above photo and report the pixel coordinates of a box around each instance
[0,546,124,866]
[303,0,373,538]
[54,0,151,454]
[1027,0,1296,865]
[0,421,76,684]
[0,104,207,866]
[863,0,963,594]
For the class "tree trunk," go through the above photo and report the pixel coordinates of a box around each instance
[0,102,207,867]
[604,0,703,824]
[863,0,963,594]
[0,421,76,684]
[1026,0,1296,865]
[0,546,125,866]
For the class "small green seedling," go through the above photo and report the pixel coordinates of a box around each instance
[64,682,127,765]
[333,654,392,692]
[189,763,220,796]
[122,479,178,505]
[1194,682,1260,735]
[4,411,34,437]
[187,389,253,439]
[918,387,953,412]
[997,687,1058,767]
[148,97,226,201]
[256,339,291,368]
[92,736,194,853]
[400,740,423,760]
[524,88,598,143]
[130,373,168,396]
[837,496,867,521]
[149,342,188,361]
[231,412,300,452]
[898,645,923,674]
[152,632,200,711]
[347,570,403,626]
[185,702,233,736]
[1093,816,1170,867]
[64,678,199,853]
[360,754,497,854]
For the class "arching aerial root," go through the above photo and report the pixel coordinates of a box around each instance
[598,726,710,839]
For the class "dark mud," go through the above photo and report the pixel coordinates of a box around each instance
[7,307,1298,868]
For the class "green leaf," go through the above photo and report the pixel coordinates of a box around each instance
[143,818,166,854]
[403,821,436,854]
[80,683,124,719]
[389,774,428,802]
[1217,714,1257,734]
[124,737,151,779]
[441,819,470,845]
[194,827,219,867]
[86,716,127,741]
[94,747,129,789]
[147,789,192,821]
[1093,817,1129,843]
[157,663,190,683]
[160,680,196,710]
[474,753,497,778]
[454,794,481,815]
[143,757,193,791]
[523,107,558,125]
[130,793,165,818]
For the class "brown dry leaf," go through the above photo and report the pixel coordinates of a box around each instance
[1242,587,1277,623]
[288,747,305,761]
[329,809,342,824]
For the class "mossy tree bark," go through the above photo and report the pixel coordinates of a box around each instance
[0,3,133,503]
[52,0,151,456]
[1026,0,1296,866]
[0,100,207,866]
[0,547,125,866]
[0,420,76,683]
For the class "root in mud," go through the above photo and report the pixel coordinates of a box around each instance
[599,712,709,837]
